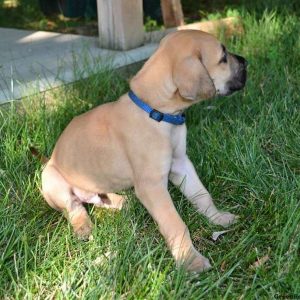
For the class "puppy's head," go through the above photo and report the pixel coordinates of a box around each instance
[169,30,247,100]
[130,30,247,111]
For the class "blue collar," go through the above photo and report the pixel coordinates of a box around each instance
[128,90,185,125]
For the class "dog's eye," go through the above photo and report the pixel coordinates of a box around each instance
[219,44,227,64]
[220,53,227,64]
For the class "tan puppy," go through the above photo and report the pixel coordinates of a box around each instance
[41,30,247,272]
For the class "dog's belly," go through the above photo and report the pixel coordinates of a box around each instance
[73,187,103,206]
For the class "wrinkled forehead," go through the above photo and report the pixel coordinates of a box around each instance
[160,30,222,59]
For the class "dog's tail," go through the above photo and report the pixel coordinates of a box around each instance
[30,146,49,164]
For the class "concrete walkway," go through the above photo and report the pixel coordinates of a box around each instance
[0,28,158,104]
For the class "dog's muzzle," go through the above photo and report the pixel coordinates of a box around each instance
[226,54,248,95]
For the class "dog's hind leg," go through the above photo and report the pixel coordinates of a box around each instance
[41,164,92,240]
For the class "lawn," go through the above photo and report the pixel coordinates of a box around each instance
[1,2,300,299]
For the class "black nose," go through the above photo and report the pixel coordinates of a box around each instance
[235,54,248,67]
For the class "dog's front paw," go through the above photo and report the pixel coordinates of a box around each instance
[181,248,212,273]
[210,211,238,227]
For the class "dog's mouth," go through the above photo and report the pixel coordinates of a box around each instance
[226,71,247,94]
[223,65,247,96]
[216,74,246,96]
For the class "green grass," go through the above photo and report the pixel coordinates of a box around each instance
[1,6,300,299]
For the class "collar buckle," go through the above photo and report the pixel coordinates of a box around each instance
[149,109,164,122]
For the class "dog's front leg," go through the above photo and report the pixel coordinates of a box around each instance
[169,155,237,227]
[135,182,211,272]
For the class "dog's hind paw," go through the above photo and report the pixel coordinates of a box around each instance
[74,222,93,241]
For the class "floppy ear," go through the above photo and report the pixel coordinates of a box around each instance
[173,56,216,100]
